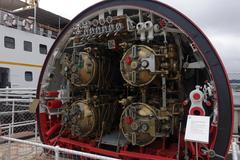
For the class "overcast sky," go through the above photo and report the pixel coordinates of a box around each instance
[39,0,240,73]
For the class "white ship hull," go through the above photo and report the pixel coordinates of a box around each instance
[0,25,54,88]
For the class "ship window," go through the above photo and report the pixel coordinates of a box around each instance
[39,44,47,54]
[24,41,32,52]
[25,71,33,81]
[4,36,15,49]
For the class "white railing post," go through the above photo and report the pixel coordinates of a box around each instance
[34,121,38,154]
[232,138,239,160]
[55,145,60,160]
[11,100,15,134]
[35,121,38,141]
[8,124,11,159]
[35,121,38,154]
[6,86,9,105]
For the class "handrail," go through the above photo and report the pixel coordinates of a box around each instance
[0,99,33,102]
[0,136,120,160]
[0,88,36,91]
[0,10,59,39]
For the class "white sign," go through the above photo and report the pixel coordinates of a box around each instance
[184,115,210,144]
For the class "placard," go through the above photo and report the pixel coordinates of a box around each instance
[29,99,39,113]
[184,115,210,144]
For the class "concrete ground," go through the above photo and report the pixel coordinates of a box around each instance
[0,136,80,160]
[0,137,52,160]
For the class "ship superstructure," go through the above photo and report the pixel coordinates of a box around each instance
[0,0,69,88]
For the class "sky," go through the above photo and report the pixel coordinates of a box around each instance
[39,0,240,73]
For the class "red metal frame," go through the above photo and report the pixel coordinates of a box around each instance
[38,112,218,159]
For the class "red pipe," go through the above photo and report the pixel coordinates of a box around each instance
[46,91,59,97]
[47,100,62,109]
[57,137,175,160]
[45,123,61,137]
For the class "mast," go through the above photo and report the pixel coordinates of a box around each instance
[25,0,39,8]
[24,0,38,33]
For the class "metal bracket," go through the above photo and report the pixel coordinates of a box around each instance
[183,61,205,69]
